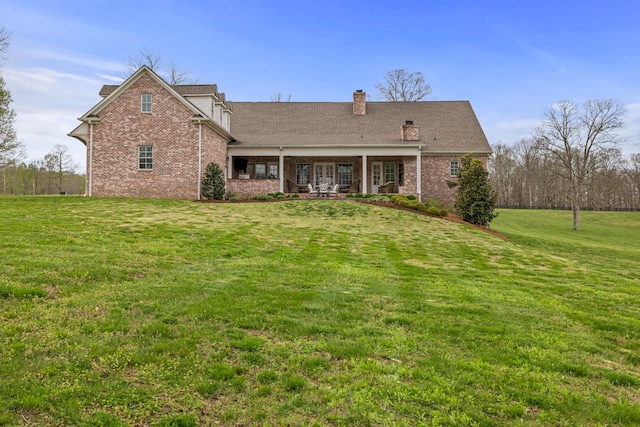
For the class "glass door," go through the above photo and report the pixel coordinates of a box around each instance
[314,163,335,189]
[371,162,382,193]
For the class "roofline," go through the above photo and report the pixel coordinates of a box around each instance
[76,66,235,142]
[191,116,235,142]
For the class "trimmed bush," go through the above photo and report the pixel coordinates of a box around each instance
[427,206,447,217]
[201,162,226,200]
[425,198,442,209]
[455,154,498,226]
[391,195,427,212]
[406,200,427,212]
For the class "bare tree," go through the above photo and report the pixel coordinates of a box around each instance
[0,26,9,64]
[44,144,78,194]
[127,50,198,85]
[270,91,291,102]
[374,69,432,101]
[127,49,163,74]
[0,75,23,170]
[535,99,626,230]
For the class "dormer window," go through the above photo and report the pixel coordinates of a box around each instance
[141,94,152,113]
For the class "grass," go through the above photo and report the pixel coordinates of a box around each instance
[0,197,639,426]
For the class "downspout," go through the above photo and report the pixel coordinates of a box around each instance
[417,146,422,202]
[197,122,203,201]
[88,122,94,197]
[279,147,284,193]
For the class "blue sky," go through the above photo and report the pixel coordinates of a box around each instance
[3,0,640,172]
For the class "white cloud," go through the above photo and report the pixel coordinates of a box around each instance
[4,66,102,173]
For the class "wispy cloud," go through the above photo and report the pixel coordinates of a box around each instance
[4,65,106,171]
[97,74,125,83]
[21,48,128,74]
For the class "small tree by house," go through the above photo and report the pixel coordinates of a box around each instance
[455,154,498,227]
[201,162,226,200]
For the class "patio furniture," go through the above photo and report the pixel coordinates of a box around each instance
[328,183,340,196]
[379,181,395,193]
[318,182,330,197]
[287,179,299,193]
[307,183,316,196]
[348,179,360,193]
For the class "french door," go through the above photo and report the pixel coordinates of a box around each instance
[371,162,383,193]
[314,163,335,188]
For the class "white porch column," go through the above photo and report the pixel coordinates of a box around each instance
[362,155,368,194]
[417,146,422,202]
[279,147,284,193]
[227,155,233,179]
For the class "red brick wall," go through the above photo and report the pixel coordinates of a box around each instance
[421,155,489,205]
[227,179,280,196]
[88,74,228,199]
[399,156,417,196]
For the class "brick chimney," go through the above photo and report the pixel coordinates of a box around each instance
[401,120,420,141]
[353,90,366,116]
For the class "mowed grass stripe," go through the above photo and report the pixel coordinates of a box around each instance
[0,197,639,426]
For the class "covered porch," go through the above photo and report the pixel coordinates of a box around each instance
[226,145,423,200]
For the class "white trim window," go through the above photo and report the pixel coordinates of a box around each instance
[255,163,266,179]
[450,160,459,177]
[268,163,278,179]
[296,163,310,185]
[141,93,152,113]
[139,145,153,170]
[384,162,395,183]
[338,163,353,185]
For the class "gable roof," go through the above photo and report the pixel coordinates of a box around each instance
[99,83,232,111]
[100,83,220,97]
[69,66,234,143]
[229,101,491,154]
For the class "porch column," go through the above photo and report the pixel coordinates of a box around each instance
[362,155,368,194]
[279,147,284,193]
[417,147,422,202]
[227,155,233,179]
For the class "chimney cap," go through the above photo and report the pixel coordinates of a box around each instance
[405,120,414,125]
[356,89,363,93]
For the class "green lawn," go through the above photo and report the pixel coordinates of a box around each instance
[0,197,638,426]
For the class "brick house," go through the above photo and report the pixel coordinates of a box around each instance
[69,66,491,203]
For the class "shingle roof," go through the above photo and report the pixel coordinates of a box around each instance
[229,101,491,153]
[99,84,220,97]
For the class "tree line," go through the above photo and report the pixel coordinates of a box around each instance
[1,144,84,196]
[490,139,640,211]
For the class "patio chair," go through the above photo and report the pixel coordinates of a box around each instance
[307,183,316,196]
[329,183,340,196]
[348,179,360,193]
[287,179,299,193]
[379,181,395,193]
